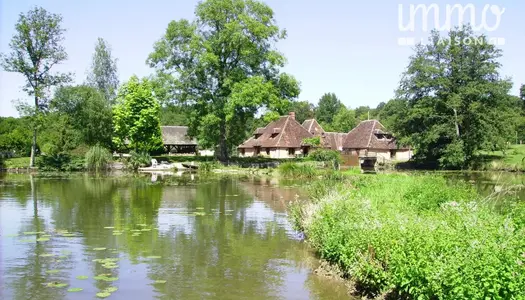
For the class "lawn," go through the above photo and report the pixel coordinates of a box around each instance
[3,157,31,168]
[478,144,525,171]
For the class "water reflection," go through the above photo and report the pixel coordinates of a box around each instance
[0,174,350,300]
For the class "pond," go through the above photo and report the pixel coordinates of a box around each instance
[0,173,350,300]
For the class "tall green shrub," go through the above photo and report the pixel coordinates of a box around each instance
[85,145,112,171]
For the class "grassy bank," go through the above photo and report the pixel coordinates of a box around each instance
[475,144,525,172]
[291,174,525,299]
[3,157,31,168]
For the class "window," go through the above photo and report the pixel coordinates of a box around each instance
[288,148,295,156]
[254,147,260,155]
[240,149,245,156]
[266,148,270,155]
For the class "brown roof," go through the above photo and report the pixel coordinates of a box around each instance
[342,120,407,150]
[302,119,325,136]
[238,114,313,149]
[321,132,347,151]
[161,126,197,145]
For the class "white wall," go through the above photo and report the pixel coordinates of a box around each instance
[395,150,412,161]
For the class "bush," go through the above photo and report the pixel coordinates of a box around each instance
[36,153,85,172]
[293,174,525,299]
[308,149,342,169]
[278,162,317,178]
[85,145,112,171]
[198,161,221,173]
[124,151,152,170]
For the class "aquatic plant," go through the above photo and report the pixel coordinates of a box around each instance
[75,275,89,280]
[292,174,525,299]
[85,145,112,171]
[67,288,83,292]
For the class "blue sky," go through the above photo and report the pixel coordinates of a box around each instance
[1,0,523,117]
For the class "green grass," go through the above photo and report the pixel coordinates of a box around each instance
[291,174,525,299]
[477,144,525,171]
[4,157,31,168]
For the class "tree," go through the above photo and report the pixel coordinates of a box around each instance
[147,0,300,161]
[51,85,113,148]
[376,99,407,130]
[289,100,315,124]
[395,26,518,168]
[330,106,356,132]
[86,38,119,104]
[520,84,525,101]
[112,76,163,153]
[354,105,374,122]
[315,93,343,124]
[0,7,71,167]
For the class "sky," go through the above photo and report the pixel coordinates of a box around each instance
[0,0,524,117]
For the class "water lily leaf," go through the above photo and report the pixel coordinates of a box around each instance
[102,264,118,269]
[154,280,167,284]
[94,275,118,282]
[55,260,62,263]
[61,233,76,237]
[6,234,19,237]
[93,247,107,251]
[19,239,34,243]
[96,292,111,298]
[132,233,141,237]
[196,207,204,210]
[75,275,89,280]
[146,255,162,259]
[41,234,52,237]
[46,282,67,288]
[36,237,50,242]
[104,286,118,293]
[39,253,54,257]
[194,212,206,216]
[67,288,83,292]
[137,224,147,227]
[140,228,151,232]
[46,269,60,274]
[61,250,72,255]
[104,227,114,229]
[23,232,38,235]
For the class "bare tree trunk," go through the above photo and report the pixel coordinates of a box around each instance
[218,120,228,162]
[453,108,460,137]
[30,129,37,168]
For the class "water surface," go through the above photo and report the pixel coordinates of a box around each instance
[0,174,349,300]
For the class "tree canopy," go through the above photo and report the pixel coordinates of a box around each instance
[86,38,119,104]
[289,100,315,124]
[147,0,300,160]
[394,26,518,168]
[315,93,343,124]
[112,76,163,153]
[0,6,71,166]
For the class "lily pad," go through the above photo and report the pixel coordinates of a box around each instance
[154,280,167,284]
[104,226,114,229]
[94,275,118,282]
[194,212,206,216]
[102,263,118,269]
[23,231,38,235]
[61,233,76,237]
[45,269,60,274]
[36,237,50,242]
[39,253,54,257]
[146,255,162,259]
[75,275,89,280]
[41,234,52,238]
[93,247,107,251]
[6,234,19,237]
[104,286,118,293]
[67,288,83,292]
[46,282,67,288]
[61,250,72,255]
[196,207,204,210]
[132,233,141,237]
[113,232,122,236]
[137,224,147,227]
[140,228,151,232]
[19,239,34,243]
[96,292,111,298]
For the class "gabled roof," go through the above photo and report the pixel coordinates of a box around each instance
[302,119,325,136]
[161,126,197,145]
[321,132,347,150]
[342,120,406,150]
[238,114,313,149]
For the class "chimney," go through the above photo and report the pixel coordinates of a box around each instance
[289,112,295,120]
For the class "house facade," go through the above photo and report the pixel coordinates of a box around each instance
[341,120,412,161]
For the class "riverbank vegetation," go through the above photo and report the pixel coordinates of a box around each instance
[290,174,525,299]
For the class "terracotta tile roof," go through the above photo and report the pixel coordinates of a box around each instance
[302,119,325,136]
[161,126,197,145]
[321,132,347,151]
[342,120,407,150]
[238,114,313,149]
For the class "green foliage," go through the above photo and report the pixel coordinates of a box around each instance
[308,149,342,164]
[160,104,189,126]
[395,26,519,169]
[329,106,356,132]
[112,76,163,153]
[0,117,32,156]
[1,6,72,167]
[354,105,375,122]
[85,145,112,171]
[278,162,317,178]
[36,153,84,172]
[198,161,221,174]
[51,85,113,148]
[147,0,300,160]
[315,93,343,124]
[292,174,525,299]
[124,151,152,170]
[86,37,119,103]
[289,101,315,124]
[302,136,321,146]
[3,157,30,168]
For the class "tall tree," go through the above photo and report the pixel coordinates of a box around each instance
[395,26,518,168]
[86,38,119,104]
[112,76,163,153]
[51,85,113,148]
[520,84,525,101]
[315,93,343,124]
[0,7,71,167]
[330,106,356,133]
[147,0,300,161]
[289,100,315,124]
